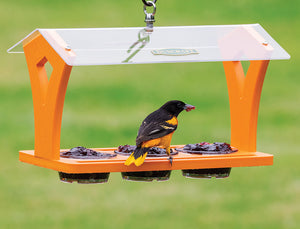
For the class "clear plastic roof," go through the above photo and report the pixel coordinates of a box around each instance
[8,24,290,66]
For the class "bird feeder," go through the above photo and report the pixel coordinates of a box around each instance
[8,23,290,182]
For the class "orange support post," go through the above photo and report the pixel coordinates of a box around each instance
[223,60,270,152]
[23,32,72,160]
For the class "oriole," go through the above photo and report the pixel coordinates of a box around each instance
[125,100,195,166]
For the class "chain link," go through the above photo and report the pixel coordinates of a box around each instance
[143,1,156,16]
[142,0,157,7]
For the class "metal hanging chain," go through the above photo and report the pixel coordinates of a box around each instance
[142,0,157,31]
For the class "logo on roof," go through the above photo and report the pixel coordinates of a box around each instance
[151,48,199,56]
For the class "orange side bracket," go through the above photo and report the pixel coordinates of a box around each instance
[23,33,72,160]
[223,60,270,152]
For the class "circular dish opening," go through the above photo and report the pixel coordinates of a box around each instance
[176,142,235,179]
[117,145,176,182]
[59,146,116,183]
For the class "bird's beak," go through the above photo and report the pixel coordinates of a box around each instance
[184,104,195,112]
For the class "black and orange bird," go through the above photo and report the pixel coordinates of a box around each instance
[125,100,195,166]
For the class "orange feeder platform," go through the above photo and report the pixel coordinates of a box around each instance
[8,24,290,182]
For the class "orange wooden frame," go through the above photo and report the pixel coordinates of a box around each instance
[19,32,273,173]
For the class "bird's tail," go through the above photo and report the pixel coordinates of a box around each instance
[124,147,149,166]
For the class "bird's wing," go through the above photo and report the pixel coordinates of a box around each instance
[136,119,177,146]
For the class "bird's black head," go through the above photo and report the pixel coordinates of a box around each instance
[160,100,195,117]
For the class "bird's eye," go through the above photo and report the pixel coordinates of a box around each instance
[177,102,182,107]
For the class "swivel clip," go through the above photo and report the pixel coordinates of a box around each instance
[143,0,157,32]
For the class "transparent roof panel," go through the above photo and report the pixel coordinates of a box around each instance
[8,24,290,66]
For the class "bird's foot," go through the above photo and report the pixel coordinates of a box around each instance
[168,156,173,166]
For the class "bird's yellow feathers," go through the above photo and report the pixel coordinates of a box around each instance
[125,151,148,167]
